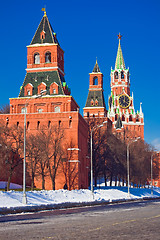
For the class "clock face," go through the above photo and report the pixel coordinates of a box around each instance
[118,94,130,109]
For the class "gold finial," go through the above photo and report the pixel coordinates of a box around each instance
[117,33,122,40]
[41,7,46,16]
[96,57,98,64]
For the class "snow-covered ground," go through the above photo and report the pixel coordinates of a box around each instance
[0,181,160,209]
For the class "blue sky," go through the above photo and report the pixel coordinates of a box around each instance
[0,0,160,149]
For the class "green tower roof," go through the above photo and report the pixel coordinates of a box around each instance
[30,12,59,45]
[115,35,125,70]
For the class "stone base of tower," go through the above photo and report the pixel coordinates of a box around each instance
[112,123,144,142]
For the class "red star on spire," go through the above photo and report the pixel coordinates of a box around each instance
[117,33,122,40]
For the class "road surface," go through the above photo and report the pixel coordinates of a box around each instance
[0,199,160,239]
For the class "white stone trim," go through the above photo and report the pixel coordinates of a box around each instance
[26,67,64,75]
[68,160,80,163]
[67,148,81,151]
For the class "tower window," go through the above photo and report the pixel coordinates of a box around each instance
[114,71,118,79]
[59,120,61,127]
[93,77,98,85]
[21,107,26,114]
[38,108,43,113]
[91,99,94,106]
[95,99,98,106]
[37,121,40,129]
[69,120,72,128]
[55,106,60,113]
[53,88,56,94]
[17,122,19,128]
[129,115,133,121]
[87,112,89,117]
[121,71,124,79]
[48,120,51,128]
[27,90,30,95]
[45,52,51,63]
[27,121,30,130]
[122,115,125,121]
[34,53,40,64]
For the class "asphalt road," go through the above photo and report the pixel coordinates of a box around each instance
[0,199,160,240]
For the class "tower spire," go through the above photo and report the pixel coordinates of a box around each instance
[41,7,46,17]
[92,58,101,73]
[115,33,125,70]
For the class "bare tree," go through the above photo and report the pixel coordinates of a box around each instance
[61,140,79,190]
[0,123,23,190]
[0,104,10,114]
[36,126,64,190]
[25,133,41,190]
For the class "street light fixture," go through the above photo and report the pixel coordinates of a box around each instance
[90,120,107,197]
[22,90,47,204]
[151,151,159,195]
[127,137,140,198]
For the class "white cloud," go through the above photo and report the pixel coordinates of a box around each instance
[151,138,160,151]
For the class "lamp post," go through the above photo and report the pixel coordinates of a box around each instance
[151,151,159,195]
[127,137,140,198]
[22,90,47,204]
[90,120,107,197]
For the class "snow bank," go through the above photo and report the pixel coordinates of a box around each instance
[0,186,160,209]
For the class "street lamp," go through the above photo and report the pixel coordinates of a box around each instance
[90,120,107,197]
[127,137,140,198]
[151,151,159,195]
[22,90,47,204]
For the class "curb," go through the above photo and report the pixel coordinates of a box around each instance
[1,196,160,215]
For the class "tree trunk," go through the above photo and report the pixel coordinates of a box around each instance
[31,177,34,191]
[7,171,12,191]
[42,175,45,190]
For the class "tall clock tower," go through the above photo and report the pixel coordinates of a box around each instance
[107,34,144,140]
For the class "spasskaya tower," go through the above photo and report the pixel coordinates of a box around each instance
[107,34,144,140]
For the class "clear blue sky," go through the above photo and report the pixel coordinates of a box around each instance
[0,0,160,149]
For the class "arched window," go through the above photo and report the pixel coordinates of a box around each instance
[93,77,98,85]
[121,71,124,79]
[91,99,94,106]
[34,53,40,64]
[95,99,98,106]
[114,71,118,79]
[136,116,140,122]
[27,121,30,130]
[48,120,51,128]
[129,115,133,121]
[37,121,40,130]
[87,112,89,117]
[59,120,61,127]
[45,52,51,63]
[21,107,26,114]
[115,114,118,121]
[69,120,72,128]
[122,115,125,121]
[27,90,30,96]
[38,108,43,113]
[53,88,56,94]
[55,106,60,113]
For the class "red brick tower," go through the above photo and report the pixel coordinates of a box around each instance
[0,10,89,190]
[83,60,107,119]
[107,34,144,140]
